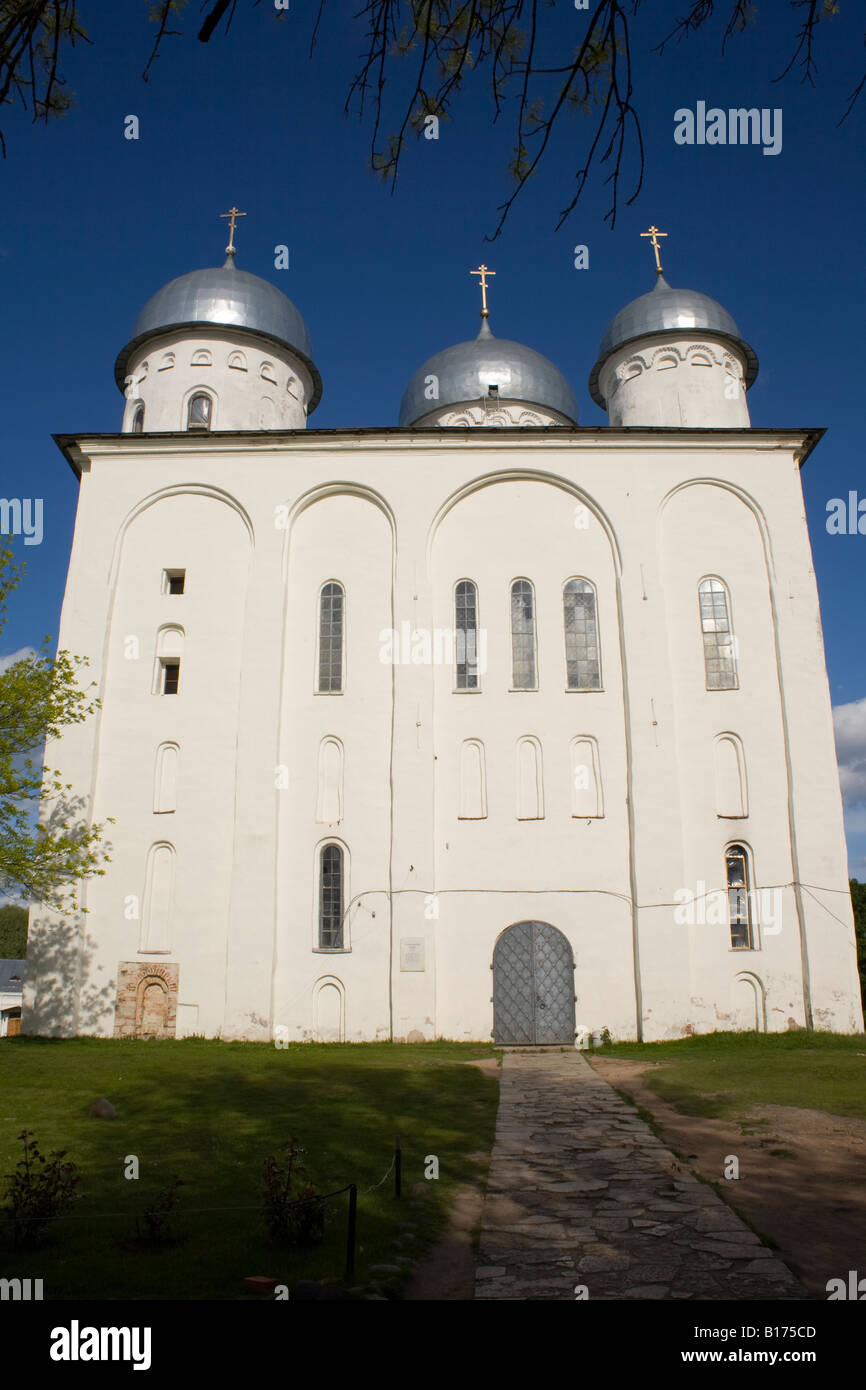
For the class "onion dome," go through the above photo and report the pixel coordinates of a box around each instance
[399,318,578,426]
[589,275,758,407]
[114,255,322,412]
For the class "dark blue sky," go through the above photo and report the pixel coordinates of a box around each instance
[1,1,864,867]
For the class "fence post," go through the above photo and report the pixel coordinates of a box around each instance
[394,1136,402,1199]
[345,1184,357,1282]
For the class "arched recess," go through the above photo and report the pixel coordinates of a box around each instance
[316,737,344,823]
[141,842,175,952]
[714,733,748,817]
[459,739,487,819]
[108,485,254,587]
[570,736,603,818]
[153,741,180,813]
[516,737,544,820]
[314,976,345,1042]
[731,971,766,1033]
[426,469,623,577]
[155,624,184,657]
[136,975,170,1036]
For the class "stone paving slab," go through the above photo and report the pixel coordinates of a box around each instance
[474,1050,809,1301]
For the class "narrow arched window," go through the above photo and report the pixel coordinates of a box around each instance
[318,582,344,692]
[726,844,753,949]
[455,580,479,690]
[699,578,738,689]
[563,579,601,690]
[319,844,344,949]
[131,404,145,433]
[510,580,537,689]
[187,392,212,431]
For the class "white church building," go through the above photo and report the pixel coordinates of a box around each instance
[24,216,863,1044]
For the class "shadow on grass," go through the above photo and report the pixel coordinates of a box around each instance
[0,1040,499,1299]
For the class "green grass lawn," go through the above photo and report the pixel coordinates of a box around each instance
[0,1037,499,1300]
[593,1030,866,1122]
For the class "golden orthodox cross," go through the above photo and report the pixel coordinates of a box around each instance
[640,224,667,276]
[220,205,247,254]
[471,263,496,318]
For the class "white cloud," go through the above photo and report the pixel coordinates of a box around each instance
[833,696,866,806]
[0,646,36,673]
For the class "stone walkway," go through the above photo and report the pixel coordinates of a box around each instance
[474,1050,808,1300]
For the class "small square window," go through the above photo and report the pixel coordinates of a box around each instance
[163,570,186,595]
[160,660,180,695]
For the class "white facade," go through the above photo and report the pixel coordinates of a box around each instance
[23,262,863,1044]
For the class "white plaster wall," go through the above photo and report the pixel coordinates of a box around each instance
[23,427,863,1042]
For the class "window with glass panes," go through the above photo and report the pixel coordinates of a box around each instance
[318,583,344,692]
[510,580,537,689]
[563,579,601,689]
[455,580,479,690]
[726,844,752,949]
[699,578,738,689]
[319,844,344,948]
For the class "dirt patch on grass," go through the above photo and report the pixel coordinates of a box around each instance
[589,1056,866,1299]
[402,1180,486,1300]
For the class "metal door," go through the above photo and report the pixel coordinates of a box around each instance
[492,921,575,1044]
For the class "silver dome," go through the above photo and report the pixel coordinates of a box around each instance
[589,275,758,406]
[114,261,322,411]
[399,319,578,426]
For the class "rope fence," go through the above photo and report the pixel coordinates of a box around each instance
[2,1139,407,1285]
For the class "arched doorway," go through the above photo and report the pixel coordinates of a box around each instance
[492,922,575,1044]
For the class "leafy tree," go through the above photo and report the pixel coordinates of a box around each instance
[0,1,862,233]
[850,878,866,1010]
[0,902,28,957]
[0,542,111,912]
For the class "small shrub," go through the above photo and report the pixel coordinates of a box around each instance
[139,1175,183,1247]
[262,1138,325,1248]
[2,1129,80,1248]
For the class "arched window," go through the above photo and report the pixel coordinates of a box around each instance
[319,844,344,949]
[455,580,479,690]
[131,403,145,433]
[318,582,344,692]
[699,577,738,689]
[510,579,537,689]
[726,844,753,950]
[187,392,212,431]
[563,579,601,690]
